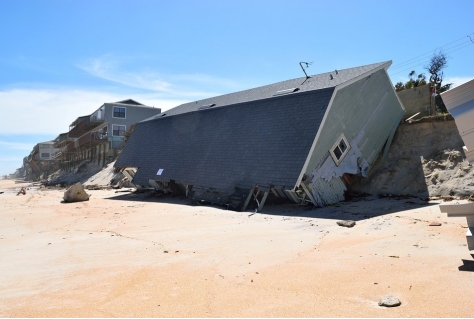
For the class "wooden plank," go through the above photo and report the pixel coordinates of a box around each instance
[257,191,269,212]
[299,182,317,206]
[241,186,255,212]
[271,187,279,197]
[285,189,302,203]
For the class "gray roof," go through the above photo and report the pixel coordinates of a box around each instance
[115,99,144,105]
[116,88,334,192]
[104,101,157,109]
[144,61,390,120]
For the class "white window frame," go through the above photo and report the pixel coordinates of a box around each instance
[112,124,126,137]
[112,106,126,119]
[329,133,351,166]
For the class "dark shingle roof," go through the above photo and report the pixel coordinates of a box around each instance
[144,61,390,121]
[115,99,144,105]
[116,88,334,192]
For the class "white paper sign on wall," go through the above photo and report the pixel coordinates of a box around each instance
[156,169,164,175]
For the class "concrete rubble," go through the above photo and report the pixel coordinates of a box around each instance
[378,296,402,307]
[63,182,89,203]
[336,220,356,227]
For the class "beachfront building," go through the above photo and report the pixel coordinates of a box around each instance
[115,61,405,211]
[53,99,161,170]
[26,140,59,179]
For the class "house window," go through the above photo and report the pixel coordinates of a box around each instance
[329,134,350,166]
[113,106,126,118]
[41,153,49,158]
[112,124,126,136]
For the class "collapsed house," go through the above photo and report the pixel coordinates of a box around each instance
[115,61,405,211]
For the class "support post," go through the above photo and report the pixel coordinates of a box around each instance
[241,186,255,212]
[285,189,302,204]
[257,191,269,212]
[270,187,279,197]
[299,182,318,206]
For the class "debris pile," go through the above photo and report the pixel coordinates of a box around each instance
[350,117,474,199]
[42,160,131,189]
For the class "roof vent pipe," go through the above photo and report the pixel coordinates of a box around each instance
[335,70,338,74]
[330,74,333,80]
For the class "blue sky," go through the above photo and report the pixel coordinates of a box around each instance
[1,0,473,176]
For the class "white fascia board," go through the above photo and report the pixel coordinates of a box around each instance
[293,61,393,190]
[335,61,392,91]
[384,67,406,113]
[293,85,338,190]
[439,202,474,217]
[441,79,474,110]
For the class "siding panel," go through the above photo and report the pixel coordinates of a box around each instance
[305,69,405,206]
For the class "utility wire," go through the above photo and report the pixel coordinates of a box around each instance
[390,40,471,72]
[390,42,473,76]
[390,33,473,71]
[388,32,474,77]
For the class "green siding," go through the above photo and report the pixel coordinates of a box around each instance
[305,68,404,191]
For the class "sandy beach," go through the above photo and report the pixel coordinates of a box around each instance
[1,179,473,317]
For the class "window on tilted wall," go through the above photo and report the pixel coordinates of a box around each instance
[41,153,49,158]
[329,133,350,166]
[113,106,126,118]
[112,124,126,136]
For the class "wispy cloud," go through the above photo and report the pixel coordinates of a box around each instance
[0,140,34,151]
[77,54,242,98]
[0,88,190,135]
[79,56,173,92]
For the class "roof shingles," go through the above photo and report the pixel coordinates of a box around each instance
[116,88,334,192]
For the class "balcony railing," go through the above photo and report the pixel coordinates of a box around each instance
[64,131,109,153]
[53,133,75,148]
[68,116,105,138]
[51,151,63,159]
[92,131,108,140]
[90,115,104,122]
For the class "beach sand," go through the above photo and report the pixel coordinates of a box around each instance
[1,179,473,317]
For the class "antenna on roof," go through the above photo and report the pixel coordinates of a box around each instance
[299,61,312,79]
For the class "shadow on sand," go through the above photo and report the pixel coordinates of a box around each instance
[104,190,438,222]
